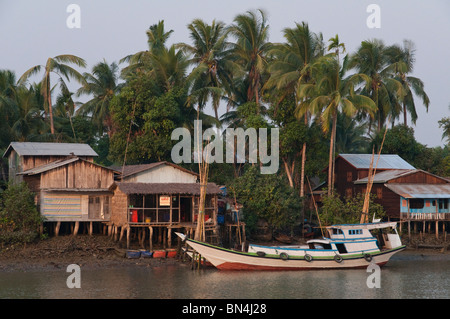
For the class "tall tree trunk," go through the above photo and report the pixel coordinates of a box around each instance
[328,112,337,196]
[283,158,295,188]
[403,102,408,126]
[299,113,308,197]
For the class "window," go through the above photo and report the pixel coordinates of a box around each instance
[346,171,353,182]
[410,199,424,209]
[377,187,383,199]
[332,228,343,235]
[438,199,448,210]
[349,229,363,235]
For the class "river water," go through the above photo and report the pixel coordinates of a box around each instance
[0,251,449,299]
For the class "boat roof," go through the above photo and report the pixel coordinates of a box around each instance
[326,222,397,230]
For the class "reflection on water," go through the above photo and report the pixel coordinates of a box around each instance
[0,253,449,299]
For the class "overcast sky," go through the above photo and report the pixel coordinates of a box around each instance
[1,0,449,147]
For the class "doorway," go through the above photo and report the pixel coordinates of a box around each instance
[180,197,192,222]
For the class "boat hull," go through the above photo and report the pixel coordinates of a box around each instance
[177,234,405,271]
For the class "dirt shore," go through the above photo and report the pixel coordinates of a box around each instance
[0,235,181,272]
[0,234,448,272]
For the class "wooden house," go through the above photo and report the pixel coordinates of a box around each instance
[326,153,450,237]
[109,162,221,248]
[3,142,98,184]
[2,142,118,235]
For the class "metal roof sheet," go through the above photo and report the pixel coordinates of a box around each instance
[354,169,416,184]
[385,184,450,199]
[19,156,119,176]
[3,142,98,157]
[339,154,415,170]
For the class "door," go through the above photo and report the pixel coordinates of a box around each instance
[88,196,101,219]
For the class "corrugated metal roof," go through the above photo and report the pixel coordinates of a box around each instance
[19,157,80,175]
[19,156,120,176]
[339,154,415,170]
[385,184,450,199]
[354,169,416,184]
[3,142,98,157]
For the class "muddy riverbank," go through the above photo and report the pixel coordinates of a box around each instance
[0,233,448,273]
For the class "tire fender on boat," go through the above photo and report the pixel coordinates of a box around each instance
[334,254,343,263]
[304,254,313,262]
[256,251,266,257]
[279,252,289,261]
[364,253,373,262]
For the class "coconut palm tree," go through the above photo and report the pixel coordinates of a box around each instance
[17,55,86,135]
[228,9,272,110]
[265,22,324,196]
[76,60,121,136]
[385,40,430,126]
[178,19,235,121]
[120,21,174,77]
[348,39,404,132]
[299,54,377,195]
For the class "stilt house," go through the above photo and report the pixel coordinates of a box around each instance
[2,142,118,234]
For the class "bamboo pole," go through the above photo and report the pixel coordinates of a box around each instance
[360,128,387,224]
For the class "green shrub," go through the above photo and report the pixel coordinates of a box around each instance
[0,182,42,245]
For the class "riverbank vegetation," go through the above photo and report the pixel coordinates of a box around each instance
[1,9,449,240]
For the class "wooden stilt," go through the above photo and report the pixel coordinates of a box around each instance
[436,221,439,240]
[126,225,130,249]
[163,228,167,249]
[119,226,125,242]
[89,222,93,236]
[73,221,79,236]
[55,221,61,237]
[168,228,172,248]
[408,220,411,240]
[149,226,153,252]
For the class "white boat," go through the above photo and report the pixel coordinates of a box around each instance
[175,222,405,270]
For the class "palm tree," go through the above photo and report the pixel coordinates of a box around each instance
[299,54,377,195]
[386,40,430,126]
[265,22,324,196]
[178,19,235,121]
[438,105,450,145]
[18,55,86,135]
[228,9,272,110]
[348,39,404,132]
[76,60,121,136]
[10,85,46,141]
[120,21,174,77]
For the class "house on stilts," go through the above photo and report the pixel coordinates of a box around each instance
[2,142,118,235]
[109,162,221,249]
[321,154,450,238]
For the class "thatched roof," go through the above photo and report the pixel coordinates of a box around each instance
[114,182,221,195]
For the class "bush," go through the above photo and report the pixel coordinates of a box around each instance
[320,191,385,226]
[0,182,42,245]
[228,166,303,236]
